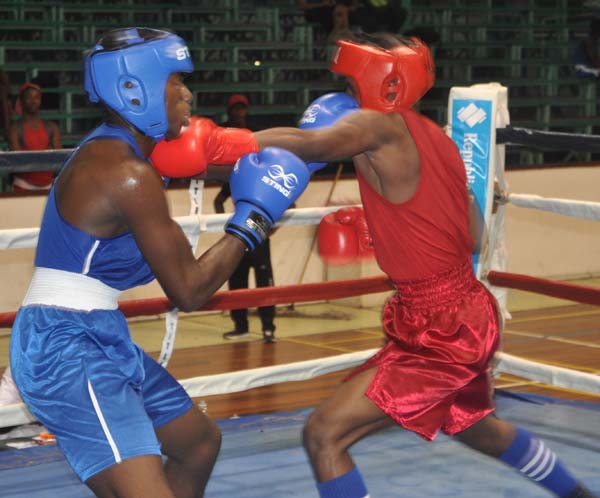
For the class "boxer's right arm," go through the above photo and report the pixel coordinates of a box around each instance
[113,158,246,312]
[115,148,308,312]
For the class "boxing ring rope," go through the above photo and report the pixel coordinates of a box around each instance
[0,206,350,250]
[487,271,600,306]
[504,194,600,221]
[496,126,600,153]
[1,124,600,176]
[0,274,394,328]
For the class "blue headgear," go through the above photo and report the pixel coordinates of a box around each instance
[84,28,194,140]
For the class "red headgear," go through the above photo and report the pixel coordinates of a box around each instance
[331,38,435,113]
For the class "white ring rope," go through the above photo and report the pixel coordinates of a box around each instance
[177,351,600,398]
[0,350,598,428]
[495,352,600,394]
[0,206,352,251]
[507,193,600,222]
[181,348,379,398]
[0,193,597,251]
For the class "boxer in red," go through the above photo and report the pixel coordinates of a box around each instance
[255,32,596,498]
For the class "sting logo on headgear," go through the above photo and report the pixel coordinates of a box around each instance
[84,28,194,141]
[176,46,191,60]
[331,38,435,113]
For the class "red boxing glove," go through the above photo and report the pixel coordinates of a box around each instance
[334,207,374,260]
[150,117,259,178]
[318,207,374,265]
[150,117,212,178]
[205,125,259,165]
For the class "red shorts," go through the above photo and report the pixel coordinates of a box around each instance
[350,260,500,441]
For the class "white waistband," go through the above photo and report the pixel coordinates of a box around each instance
[22,268,121,311]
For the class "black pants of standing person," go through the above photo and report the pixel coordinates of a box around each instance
[224,240,276,342]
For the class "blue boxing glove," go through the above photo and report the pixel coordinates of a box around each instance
[225,147,310,251]
[298,92,360,174]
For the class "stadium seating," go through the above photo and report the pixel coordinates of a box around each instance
[0,0,597,166]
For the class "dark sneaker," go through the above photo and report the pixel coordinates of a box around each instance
[223,330,249,340]
[262,330,276,343]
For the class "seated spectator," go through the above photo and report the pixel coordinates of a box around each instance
[8,83,61,192]
[573,17,600,78]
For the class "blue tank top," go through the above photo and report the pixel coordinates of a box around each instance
[34,123,155,291]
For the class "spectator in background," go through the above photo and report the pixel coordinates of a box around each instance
[223,93,251,128]
[8,82,61,192]
[349,0,407,34]
[297,0,336,35]
[327,2,354,53]
[214,94,277,343]
[574,17,600,78]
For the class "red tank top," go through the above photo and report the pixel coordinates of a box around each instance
[357,109,472,281]
[21,120,50,151]
[14,120,53,189]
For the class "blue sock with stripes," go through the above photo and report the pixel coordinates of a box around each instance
[317,467,369,498]
[500,427,578,497]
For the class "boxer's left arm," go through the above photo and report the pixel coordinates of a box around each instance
[254,110,396,165]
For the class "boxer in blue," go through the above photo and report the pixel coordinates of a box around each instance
[9,27,309,497]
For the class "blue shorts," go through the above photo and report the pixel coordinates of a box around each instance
[10,306,193,482]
